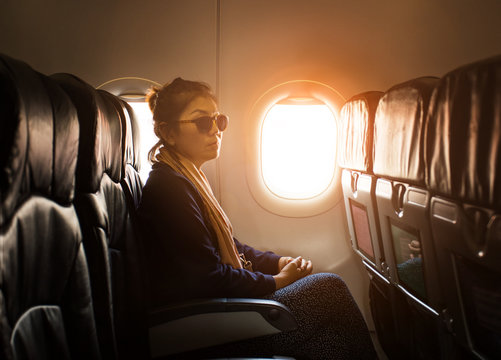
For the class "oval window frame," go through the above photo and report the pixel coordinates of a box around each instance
[97,77,161,102]
[246,80,345,217]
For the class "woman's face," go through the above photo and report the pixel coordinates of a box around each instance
[165,96,222,169]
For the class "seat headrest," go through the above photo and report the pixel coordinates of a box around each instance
[426,55,501,209]
[97,90,140,172]
[373,77,439,184]
[338,91,383,172]
[51,74,123,193]
[0,54,78,225]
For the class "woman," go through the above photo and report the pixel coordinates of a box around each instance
[137,78,376,359]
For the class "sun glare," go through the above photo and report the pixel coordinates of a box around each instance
[261,103,337,200]
[128,101,157,182]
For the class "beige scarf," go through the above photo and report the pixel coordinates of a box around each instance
[156,146,248,270]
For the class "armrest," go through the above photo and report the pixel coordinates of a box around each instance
[148,298,297,358]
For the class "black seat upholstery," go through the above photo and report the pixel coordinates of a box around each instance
[372,76,461,359]
[52,73,149,360]
[337,91,405,358]
[0,54,101,359]
[373,77,439,307]
[426,55,501,359]
[100,91,148,358]
[338,91,384,273]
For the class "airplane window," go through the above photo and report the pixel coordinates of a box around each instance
[262,100,336,199]
[127,101,156,182]
[246,80,344,217]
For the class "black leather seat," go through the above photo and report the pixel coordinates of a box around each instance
[338,91,385,273]
[337,91,405,357]
[0,54,101,359]
[373,77,439,307]
[426,54,501,359]
[52,73,149,360]
[372,76,457,358]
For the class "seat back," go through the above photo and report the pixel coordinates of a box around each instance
[373,76,449,358]
[339,90,409,357]
[426,55,501,359]
[373,76,439,307]
[52,74,148,359]
[102,91,148,359]
[0,54,101,360]
[338,91,384,273]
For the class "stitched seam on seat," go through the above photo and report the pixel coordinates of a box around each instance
[10,305,61,345]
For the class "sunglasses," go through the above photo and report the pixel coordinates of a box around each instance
[178,113,229,133]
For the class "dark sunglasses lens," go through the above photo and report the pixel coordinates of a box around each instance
[216,114,229,131]
[195,116,213,133]
[195,114,228,133]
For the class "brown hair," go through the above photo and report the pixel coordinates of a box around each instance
[146,77,217,164]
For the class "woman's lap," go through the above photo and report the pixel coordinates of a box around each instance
[185,273,376,360]
[261,273,376,359]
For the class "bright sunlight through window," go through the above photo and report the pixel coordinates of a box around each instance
[261,102,336,200]
[128,102,157,182]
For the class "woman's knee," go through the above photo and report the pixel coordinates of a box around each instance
[305,272,348,292]
[270,272,354,308]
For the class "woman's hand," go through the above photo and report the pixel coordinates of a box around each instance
[278,256,312,272]
[273,256,313,290]
[278,256,294,272]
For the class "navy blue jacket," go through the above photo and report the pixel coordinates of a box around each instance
[138,162,280,306]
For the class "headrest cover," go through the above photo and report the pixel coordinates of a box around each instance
[373,77,438,184]
[0,54,78,225]
[97,90,140,173]
[52,74,123,193]
[426,55,501,209]
[338,91,383,172]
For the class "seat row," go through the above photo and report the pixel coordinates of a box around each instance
[0,54,296,360]
[0,53,148,360]
[338,54,501,359]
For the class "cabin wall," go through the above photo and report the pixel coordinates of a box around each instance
[219,0,501,99]
[0,0,218,87]
[2,0,501,326]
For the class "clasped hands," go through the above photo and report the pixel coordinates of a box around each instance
[273,256,313,290]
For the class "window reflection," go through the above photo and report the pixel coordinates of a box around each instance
[390,221,426,300]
